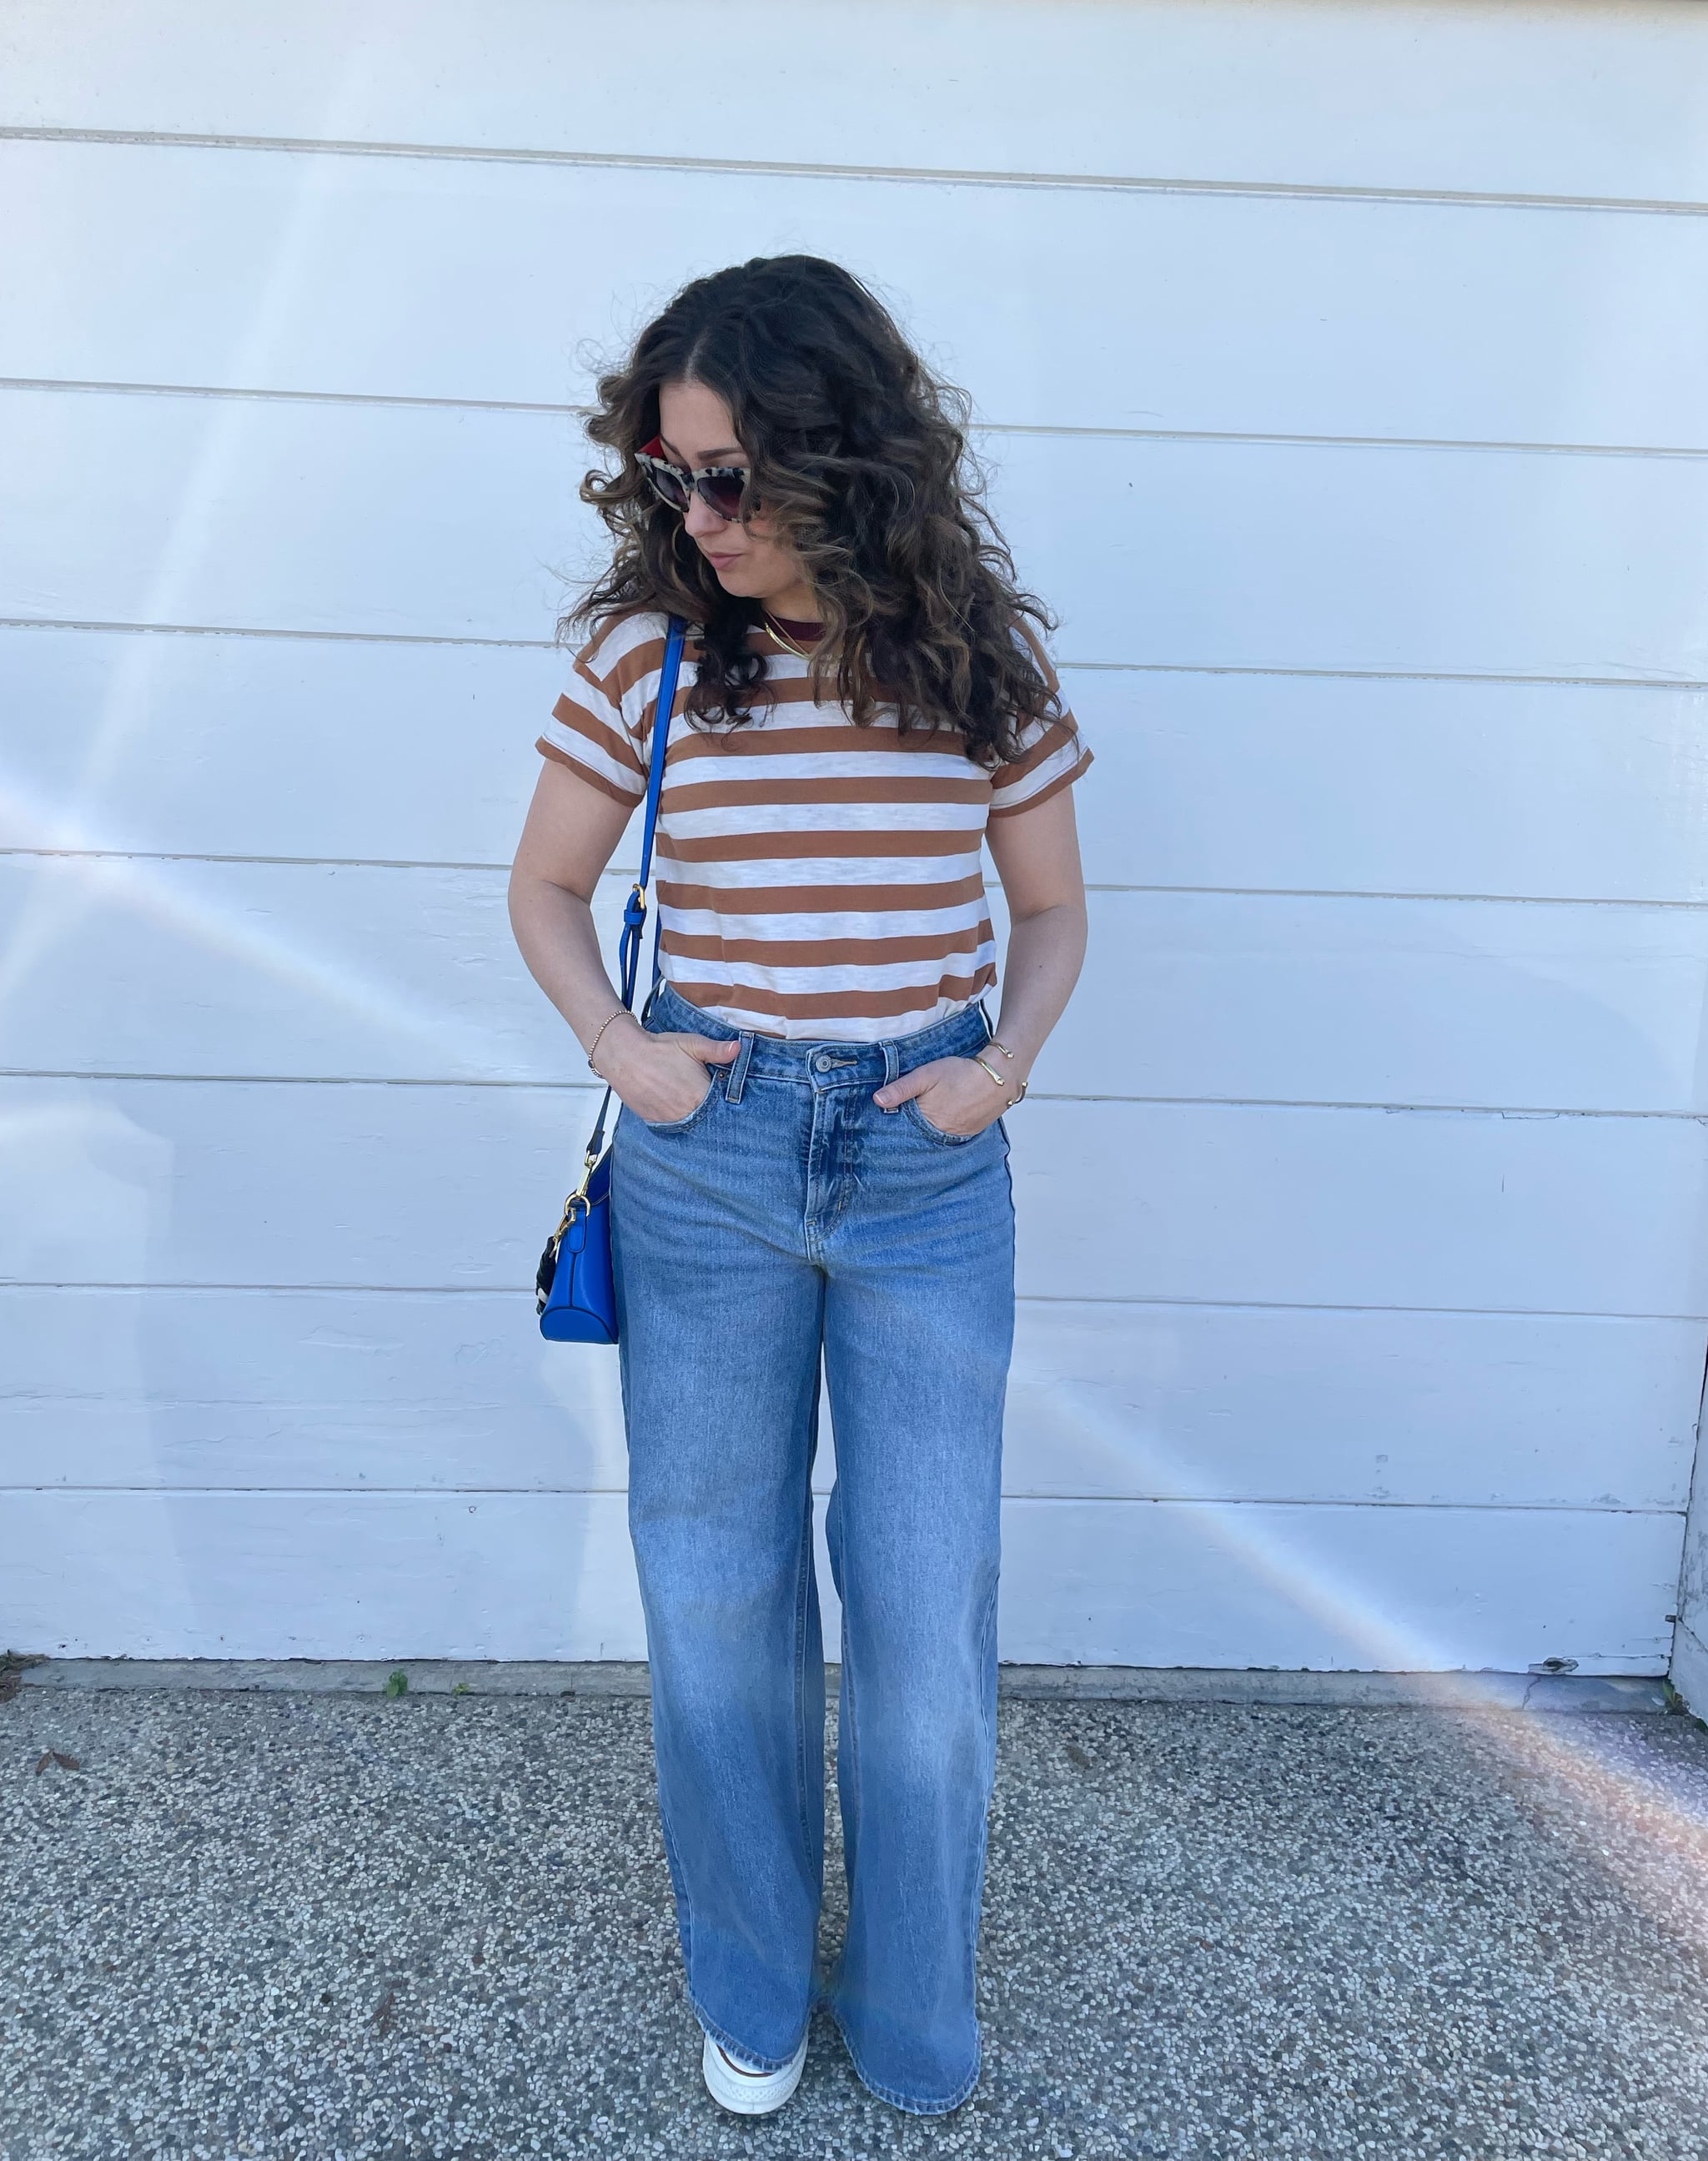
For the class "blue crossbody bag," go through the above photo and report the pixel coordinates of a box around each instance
[535,616,686,1344]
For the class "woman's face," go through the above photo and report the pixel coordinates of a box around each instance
[656,379,814,613]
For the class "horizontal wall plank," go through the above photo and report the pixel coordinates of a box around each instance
[1003,1302,1701,1511]
[1015,886,1708,1112]
[2,1077,1702,1315]
[8,853,1708,1113]
[8,140,1708,449]
[0,388,578,645]
[9,628,1708,907]
[3,0,1705,206]
[1068,671,1708,907]
[1013,1099,1708,1317]
[0,855,594,1092]
[3,1288,1696,1511]
[998,1497,1680,1672]
[0,1486,649,1662]
[0,625,565,868]
[6,390,1707,679]
[0,1485,1678,1671]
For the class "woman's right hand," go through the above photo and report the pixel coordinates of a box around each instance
[595,1018,739,1123]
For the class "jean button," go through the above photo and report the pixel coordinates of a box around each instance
[813,1053,833,1073]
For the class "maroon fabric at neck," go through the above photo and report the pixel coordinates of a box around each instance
[766,612,823,646]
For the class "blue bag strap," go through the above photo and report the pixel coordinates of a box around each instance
[580,616,686,1170]
[615,613,685,1006]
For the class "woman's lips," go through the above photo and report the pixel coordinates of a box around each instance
[701,548,742,571]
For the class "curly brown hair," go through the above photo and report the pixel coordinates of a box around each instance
[565,254,1061,768]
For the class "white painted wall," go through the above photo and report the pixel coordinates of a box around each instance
[3,0,1706,1676]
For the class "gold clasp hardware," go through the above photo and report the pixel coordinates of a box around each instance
[551,1146,601,1246]
[568,1142,600,1203]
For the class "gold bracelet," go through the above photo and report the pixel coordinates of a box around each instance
[585,1008,630,1073]
[977,1043,1029,1106]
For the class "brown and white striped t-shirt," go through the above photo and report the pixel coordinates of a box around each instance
[536,609,1092,1042]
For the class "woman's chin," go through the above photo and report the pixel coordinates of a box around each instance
[700,555,800,611]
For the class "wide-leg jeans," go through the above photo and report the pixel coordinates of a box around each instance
[610,979,1015,2114]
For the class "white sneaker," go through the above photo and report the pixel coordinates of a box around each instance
[701,2028,809,2115]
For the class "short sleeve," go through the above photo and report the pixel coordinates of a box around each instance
[536,612,676,807]
[988,711,1093,817]
[989,624,1093,817]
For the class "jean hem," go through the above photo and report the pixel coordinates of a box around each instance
[826,2005,982,2117]
[689,1991,811,2078]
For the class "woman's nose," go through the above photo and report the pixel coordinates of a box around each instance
[682,494,729,545]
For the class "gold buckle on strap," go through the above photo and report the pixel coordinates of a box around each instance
[550,1143,602,1246]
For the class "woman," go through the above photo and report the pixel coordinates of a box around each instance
[509,255,1089,2118]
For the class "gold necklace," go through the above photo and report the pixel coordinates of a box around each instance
[760,609,816,661]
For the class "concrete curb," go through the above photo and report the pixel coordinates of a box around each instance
[1002,1665,1671,1712]
[11,1658,1672,1712]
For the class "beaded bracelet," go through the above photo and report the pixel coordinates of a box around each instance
[585,1008,630,1075]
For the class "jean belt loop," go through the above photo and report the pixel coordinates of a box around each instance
[725,1030,756,1103]
[882,1038,901,1088]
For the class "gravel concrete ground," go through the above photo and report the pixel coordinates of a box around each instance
[3,1681,1706,2161]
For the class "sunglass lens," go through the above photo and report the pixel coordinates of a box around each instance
[700,472,747,520]
[641,464,690,512]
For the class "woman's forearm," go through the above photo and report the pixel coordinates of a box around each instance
[507,873,629,1055]
[991,900,1088,1078]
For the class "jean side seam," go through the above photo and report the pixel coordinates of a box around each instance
[656,1797,696,1997]
[966,1570,1002,1973]
[838,1591,863,1984]
[792,1474,819,1881]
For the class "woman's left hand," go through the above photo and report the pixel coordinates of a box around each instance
[873,1055,1017,1138]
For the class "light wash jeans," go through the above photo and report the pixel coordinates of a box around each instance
[610,978,1015,2114]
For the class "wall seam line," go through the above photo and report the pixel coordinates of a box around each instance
[3,1281,1701,1320]
[9,847,1707,912]
[3,618,1703,691]
[1,1067,1703,1120]
[4,125,1705,219]
[0,1485,1684,1515]
[4,377,1703,463]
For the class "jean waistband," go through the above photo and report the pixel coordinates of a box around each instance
[644,978,992,1087]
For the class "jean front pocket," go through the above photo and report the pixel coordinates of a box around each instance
[631,1078,720,1136]
[902,1098,981,1148]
